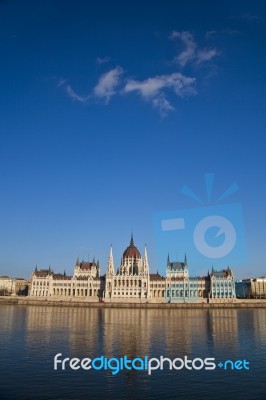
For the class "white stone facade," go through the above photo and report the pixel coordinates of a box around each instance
[105,237,150,302]
[29,236,236,303]
[0,276,28,295]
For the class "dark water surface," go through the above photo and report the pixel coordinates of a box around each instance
[0,305,265,400]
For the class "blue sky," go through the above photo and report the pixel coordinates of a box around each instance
[0,0,265,279]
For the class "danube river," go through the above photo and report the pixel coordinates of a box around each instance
[0,305,265,400]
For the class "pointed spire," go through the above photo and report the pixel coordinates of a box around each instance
[107,245,114,276]
[143,244,149,276]
[167,253,170,266]
[130,233,134,246]
[76,257,79,267]
[144,244,148,259]
[63,269,66,276]
[35,265,37,272]
[184,253,187,265]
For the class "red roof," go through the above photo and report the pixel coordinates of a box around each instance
[123,236,141,259]
[78,262,97,270]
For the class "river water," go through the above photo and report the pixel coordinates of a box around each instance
[0,305,265,400]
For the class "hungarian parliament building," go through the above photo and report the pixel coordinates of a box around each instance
[29,236,236,303]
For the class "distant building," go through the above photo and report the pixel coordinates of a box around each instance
[236,278,266,299]
[29,235,236,303]
[0,276,28,296]
[235,280,250,298]
[209,267,236,300]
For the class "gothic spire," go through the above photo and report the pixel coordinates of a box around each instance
[143,244,149,276]
[107,245,114,276]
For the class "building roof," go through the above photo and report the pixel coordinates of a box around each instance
[150,273,165,281]
[53,274,72,280]
[168,262,186,271]
[122,235,141,259]
[211,267,233,278]
[78,261,98,270]
[34,270,52,277]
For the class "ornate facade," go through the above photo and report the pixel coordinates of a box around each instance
[105,236,150,302]
[30,260,103,300]
[165,255,202,303]
[29,235,236,303]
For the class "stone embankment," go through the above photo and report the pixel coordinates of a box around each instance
[1,296,266,309]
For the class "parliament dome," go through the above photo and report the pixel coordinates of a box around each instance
[123,235,141,259]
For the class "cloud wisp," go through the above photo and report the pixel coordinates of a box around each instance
[170,31,220,67]
[96,56,111,65]
[205,29,240,40]
[93,66,124,103]
[58,66,123,104]
[229,14,261,22]
[124,72,196,115]
[57,79,90,103]
[65,84,90,103]
[59,30,221,115]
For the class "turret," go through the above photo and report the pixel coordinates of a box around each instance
[143,244,149,276]
[107,245,114,276]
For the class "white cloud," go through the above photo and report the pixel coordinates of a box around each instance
[152,94,175,116]
[58,79,90,103]
[196,49,220,64]
[171,31,197,67]
[124,73,196,98]
[124,72,196,115]
[57,78,67,88]
[96,56,111,65]
[171,30,219,66]
[205,29,240,40]
[93,66,123,103]
[65,84,90,103]
[58,30,221,115]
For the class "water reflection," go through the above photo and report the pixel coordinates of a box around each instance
[0,305,266,400]
[22,305,263,358]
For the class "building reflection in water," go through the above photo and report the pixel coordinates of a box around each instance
[25,306,248,358]
[252,309,266,345]
[207,309,239,354]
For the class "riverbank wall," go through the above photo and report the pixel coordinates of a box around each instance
[1,296,266,309]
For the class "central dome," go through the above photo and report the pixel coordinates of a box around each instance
[123,235,141,259]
